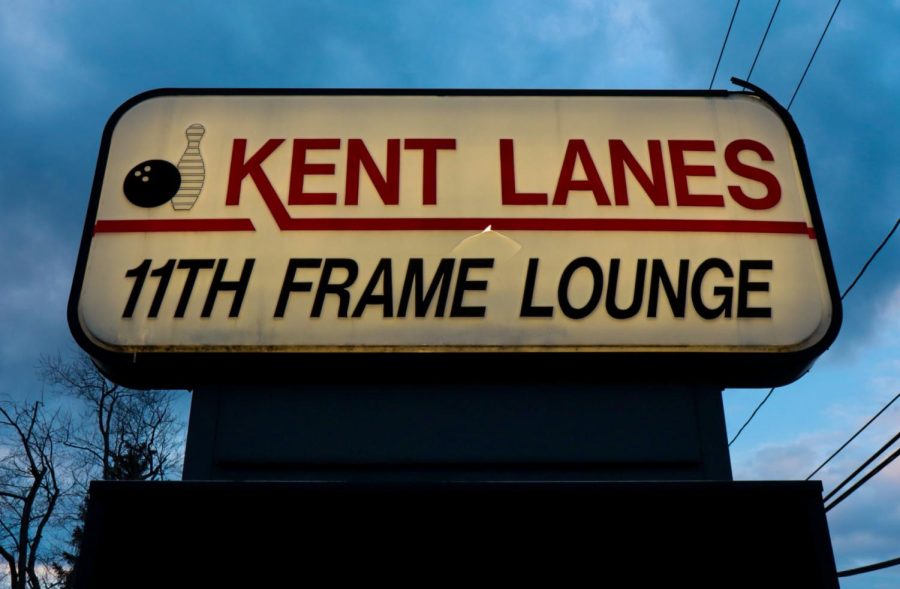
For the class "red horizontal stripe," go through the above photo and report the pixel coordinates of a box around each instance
[93,217,815,238]
[275,217,816,237]
[94,219,255,234]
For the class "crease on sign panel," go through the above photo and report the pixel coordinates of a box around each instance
[449,225,523,262]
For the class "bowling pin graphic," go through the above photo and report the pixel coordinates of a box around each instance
[171,123,206,210]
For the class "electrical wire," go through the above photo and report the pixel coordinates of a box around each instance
[823,431,900,503]
[838,556,900,577]
[788,0,843,110]
[747,0,781,81]
[840,218,899,300]
[709,1,741,89]
[806,392,900,480]
[728,386,774,446]
[729,218,899,447]
[824,443,900,512]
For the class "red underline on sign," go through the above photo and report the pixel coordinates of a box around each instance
[94,219,256,234]
[93,217,816,238]
[266,217,817,238]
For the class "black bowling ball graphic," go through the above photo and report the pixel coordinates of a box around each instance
[123,160,181,208]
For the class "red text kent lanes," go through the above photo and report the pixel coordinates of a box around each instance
[225,138,780,211]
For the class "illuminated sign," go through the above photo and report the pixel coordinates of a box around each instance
[69,90,840,387]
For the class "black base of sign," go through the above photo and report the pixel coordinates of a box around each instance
[73,480,837,588]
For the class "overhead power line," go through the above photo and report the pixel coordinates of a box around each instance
[788,0,843,110]
[823,430,900,503]
[709,1,741,89]
[747,0,781,81]
[729,386,774,446]
[806,392,900,480]
[840,218,899,300]
[729,218,899,447]
[838,556,900,577]
[824,440,900,512]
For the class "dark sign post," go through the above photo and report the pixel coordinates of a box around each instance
[182,384,733,482]
[71,86,840,587]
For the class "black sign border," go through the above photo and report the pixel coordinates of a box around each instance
[68,87,842,389]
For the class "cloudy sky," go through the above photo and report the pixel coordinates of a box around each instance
[0,0,897,585]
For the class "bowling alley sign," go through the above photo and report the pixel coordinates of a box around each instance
[69,89,841,387]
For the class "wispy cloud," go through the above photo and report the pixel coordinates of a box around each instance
[0,1,97,113]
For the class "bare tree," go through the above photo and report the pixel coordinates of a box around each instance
[39,354,184,482]
[37,354,185,587]
[0,400,70,589]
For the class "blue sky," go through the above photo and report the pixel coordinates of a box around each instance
[0,1,897,585]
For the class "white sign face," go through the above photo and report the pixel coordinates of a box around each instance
[70,90,840,384]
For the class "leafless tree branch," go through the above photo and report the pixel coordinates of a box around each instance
[0,398,72,589]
